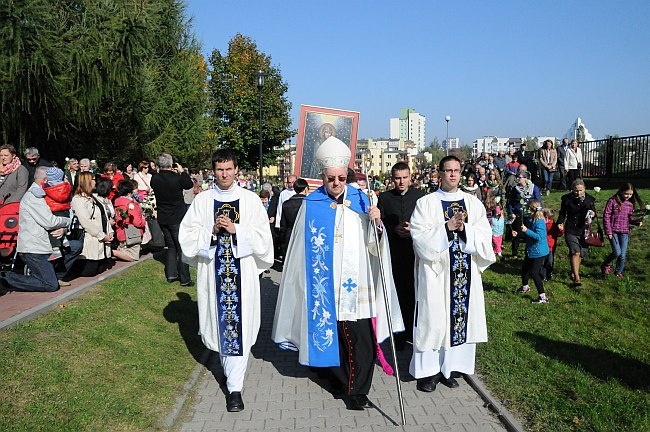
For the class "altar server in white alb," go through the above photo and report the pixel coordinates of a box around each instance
[272,137,403,411]
[409,155,495,393]
[179,149,274,413]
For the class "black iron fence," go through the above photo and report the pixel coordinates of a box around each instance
[581,134,650,178]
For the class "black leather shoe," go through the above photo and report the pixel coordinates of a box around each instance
[346,394,372,410]
[226,391,244,412]
[440,376,460,388]
[416,376,437,392]
[166,277,179,283]
[180,281,195,287]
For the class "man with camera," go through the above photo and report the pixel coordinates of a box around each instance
[151,153,194,286]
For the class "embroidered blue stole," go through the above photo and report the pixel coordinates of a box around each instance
[303,185,369,367]
[214,199,243,356]
[441,199,471,347]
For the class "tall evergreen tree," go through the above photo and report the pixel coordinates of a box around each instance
[0,0,208,166]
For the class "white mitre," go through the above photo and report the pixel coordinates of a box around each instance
[315,136,350,169]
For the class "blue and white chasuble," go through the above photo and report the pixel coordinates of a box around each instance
[303,185,370,366]
[441,199,471,347]
[214,200,243,356]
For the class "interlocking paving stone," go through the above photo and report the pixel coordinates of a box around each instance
[172,269,509,432]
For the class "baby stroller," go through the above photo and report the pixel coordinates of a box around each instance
[0,202,20,271]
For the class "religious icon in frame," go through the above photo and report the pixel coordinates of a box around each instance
[295,105,360,184]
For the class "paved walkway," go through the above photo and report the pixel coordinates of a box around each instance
[0,257,148,330]
[172,269,516,432]
[0,257,521,432]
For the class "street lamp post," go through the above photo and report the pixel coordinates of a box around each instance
[445,115,451,156]
[256,70,265,185]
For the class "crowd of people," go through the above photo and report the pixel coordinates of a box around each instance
[0,139,643,415]
[0,147,219,294]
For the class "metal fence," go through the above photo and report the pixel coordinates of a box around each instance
[581,134,650,178]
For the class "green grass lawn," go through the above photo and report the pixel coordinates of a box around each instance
[478,186,650,431]
[0,259,203,432]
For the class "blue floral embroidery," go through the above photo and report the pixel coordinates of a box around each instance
[308,219,335,352]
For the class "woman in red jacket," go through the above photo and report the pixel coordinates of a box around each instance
[113,180,146,262]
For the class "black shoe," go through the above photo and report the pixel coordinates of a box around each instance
[416,376,437,392]
[166,277,179,283]
[180,281,194,287]
[346,394,372,410]
[440,376,460,388]
[226,391,244,412]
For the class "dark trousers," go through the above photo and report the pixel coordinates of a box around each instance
[160,223,191,284]
[391,253,416,342]
[522,255,546,295]
[567,169,580,188]
[511,216,523,256]
[328,319,376,395]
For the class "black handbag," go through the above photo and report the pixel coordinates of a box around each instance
[145,217,165,249]
[584,215,604,247]
[67,215,85,242]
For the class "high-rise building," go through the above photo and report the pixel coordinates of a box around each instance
[389,108,426,151]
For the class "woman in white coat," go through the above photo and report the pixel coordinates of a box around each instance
[71,172,114,276]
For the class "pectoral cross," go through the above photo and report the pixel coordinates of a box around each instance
[334,228,343,243]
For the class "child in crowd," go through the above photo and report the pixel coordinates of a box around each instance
[43,167,72,260]
[491,205,505,260]
[601,183,643,278]
[513,200,550,304]
[541,208,564,281]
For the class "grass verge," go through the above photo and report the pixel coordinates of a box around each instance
[478,187,650,431]
[0,259,203,431]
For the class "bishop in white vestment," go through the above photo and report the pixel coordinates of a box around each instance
[409,156,495,392]
[272,137,403,411]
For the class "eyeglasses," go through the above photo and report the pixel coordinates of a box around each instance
[326,176,347,183]
[441,169,460,174]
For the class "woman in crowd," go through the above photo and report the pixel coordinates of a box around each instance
[462,173,483,201]
[539,139,558,195]
[486,169,505,205]
[122,162,135,180]
[71,172,114,277]
[507,170,541,258]
[601,183,643,278]
[564,139,583,188]
[134,160,153,201]
[113,180,146,262]
[0,144,29,204]
[556,179,596,286]
[101,162,125,202]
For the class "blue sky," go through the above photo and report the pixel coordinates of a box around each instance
[185,0,650,145]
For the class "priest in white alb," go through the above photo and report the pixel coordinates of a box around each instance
[179,149,274,413]
[409,155,496,392]
[272,137,403,411]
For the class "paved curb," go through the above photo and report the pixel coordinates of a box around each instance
[0,255,152,331]
[163,348,212,430]
[464,373,525,432]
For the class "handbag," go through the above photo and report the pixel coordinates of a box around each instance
[124,224,142,247]
[583,215,604,247]
[144,217,165,249]
[67,215,85,242]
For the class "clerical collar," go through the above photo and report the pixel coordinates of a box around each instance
[327,191,345,204]
[436,187,463,200]
[212,182,237,200]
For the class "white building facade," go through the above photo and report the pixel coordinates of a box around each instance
[389,108,426,151]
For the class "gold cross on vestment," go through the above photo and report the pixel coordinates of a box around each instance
[334,229,343,243]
